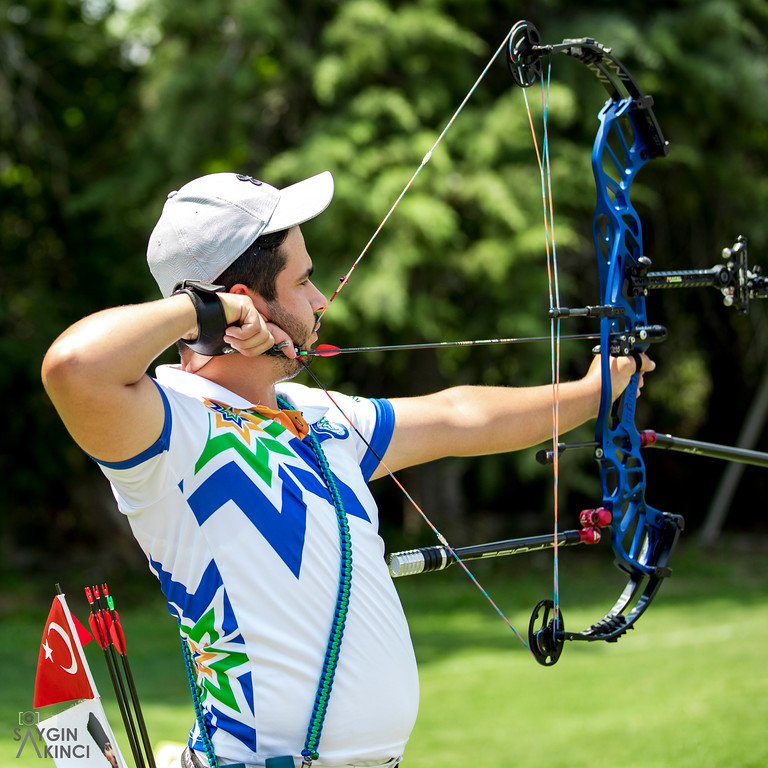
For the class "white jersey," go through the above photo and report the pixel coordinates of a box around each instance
[95,365,419,766]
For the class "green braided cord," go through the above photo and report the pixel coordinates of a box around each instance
[277,396,353,765]
[175,399,352,768]
[179,622,219,768]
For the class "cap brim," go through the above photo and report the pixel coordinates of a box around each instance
[264,171,334,234]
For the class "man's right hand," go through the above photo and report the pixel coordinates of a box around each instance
[218,292,297,359]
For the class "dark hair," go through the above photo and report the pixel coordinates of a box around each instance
[215,228,291,301]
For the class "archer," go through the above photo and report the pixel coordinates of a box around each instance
[41,170,649,768]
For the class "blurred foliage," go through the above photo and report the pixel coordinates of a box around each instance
[2,0,768,579]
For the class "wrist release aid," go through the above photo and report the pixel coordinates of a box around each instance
[173,280,232,356]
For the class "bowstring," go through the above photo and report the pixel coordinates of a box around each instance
[300,364,531,652]
[316,23,521,323]
[521,58,562,620]
[305,22,544,655]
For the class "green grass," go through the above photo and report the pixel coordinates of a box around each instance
[2,542,766,767]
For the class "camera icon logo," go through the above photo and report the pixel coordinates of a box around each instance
[19,711,39,727]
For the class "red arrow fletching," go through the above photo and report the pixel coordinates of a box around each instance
[88,612,110,650]
[311,344,341,357]
[107,611,127,655]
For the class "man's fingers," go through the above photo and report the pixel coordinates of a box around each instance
[636,351,656,373]
[216,294,299,359]
[222,306,274,354]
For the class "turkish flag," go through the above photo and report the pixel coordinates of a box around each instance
[33,594,98,708]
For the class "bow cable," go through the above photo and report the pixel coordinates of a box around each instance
[301,22,568,657]
[519,53,564,626]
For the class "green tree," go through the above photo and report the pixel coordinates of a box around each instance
[4,0,768,579]
[1,0,143,575]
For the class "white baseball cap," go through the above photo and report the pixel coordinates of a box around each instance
[147,171,334,297]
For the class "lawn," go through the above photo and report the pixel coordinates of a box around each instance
[2,541,766,767]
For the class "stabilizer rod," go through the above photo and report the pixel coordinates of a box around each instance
[387,528,600,578]
[536,432,768,469]
[640,430,768,468]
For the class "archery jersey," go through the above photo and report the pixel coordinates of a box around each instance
[94,365,419,766]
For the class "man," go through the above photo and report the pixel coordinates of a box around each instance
[87,712,120,768]
[42,171,651,768]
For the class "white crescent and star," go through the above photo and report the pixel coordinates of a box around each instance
[43,622,78,674]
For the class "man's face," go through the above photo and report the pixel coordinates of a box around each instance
[261,226,327,374]
[103,742,118,768]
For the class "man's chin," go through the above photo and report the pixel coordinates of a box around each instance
[273,356,307,383]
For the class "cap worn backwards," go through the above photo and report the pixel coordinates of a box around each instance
[147,171,334,297]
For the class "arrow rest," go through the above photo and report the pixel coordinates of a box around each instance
[528,599,564,666]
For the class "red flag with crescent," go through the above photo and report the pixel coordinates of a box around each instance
[33,594,97,708]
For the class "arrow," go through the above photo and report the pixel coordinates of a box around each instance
[86,585,145,768]
[85,584,156,768]
[298,325,667,358]
[102,584,156,768]
[299,333,604,357]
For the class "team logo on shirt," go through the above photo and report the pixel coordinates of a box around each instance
[311,417,348,440]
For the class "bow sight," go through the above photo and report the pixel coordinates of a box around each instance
[631,236,768,314]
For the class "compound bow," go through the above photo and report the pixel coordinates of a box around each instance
[381,21,768,665]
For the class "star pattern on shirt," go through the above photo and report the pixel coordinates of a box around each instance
[184,622,250,714]
[191,647,219,680]
[204,399,266,443]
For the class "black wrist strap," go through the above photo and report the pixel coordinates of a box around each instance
[173,280,231,356]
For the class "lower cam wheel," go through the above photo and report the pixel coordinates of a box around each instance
[528,599,565,666]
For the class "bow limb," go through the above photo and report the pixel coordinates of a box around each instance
[509,22,685,663]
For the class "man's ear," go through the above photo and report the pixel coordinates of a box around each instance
[228,283,250,296]
[228,282,270,317]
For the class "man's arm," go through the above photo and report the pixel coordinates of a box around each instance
[373,353,653,478]
[41,292,281,464]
